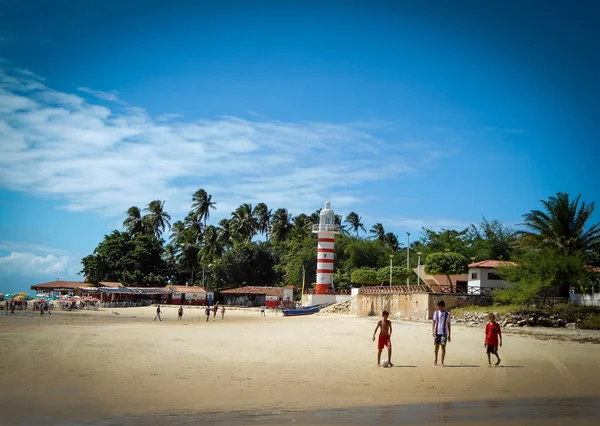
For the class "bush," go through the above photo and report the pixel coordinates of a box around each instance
[579,314,600,330]
[376,266,410,285]
[350,268,379,285]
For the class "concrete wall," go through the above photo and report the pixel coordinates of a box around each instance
[569,293,600,306]
[302,294,351,307]
[355,292,493,319]
[468,267,510,289]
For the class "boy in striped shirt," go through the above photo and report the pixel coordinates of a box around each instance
[432,300,451,366]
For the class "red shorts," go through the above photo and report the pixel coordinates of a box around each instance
[378,334,391,350]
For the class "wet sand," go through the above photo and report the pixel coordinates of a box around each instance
[1,307,600,425]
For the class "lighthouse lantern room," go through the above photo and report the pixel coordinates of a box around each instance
[312,201,341,294]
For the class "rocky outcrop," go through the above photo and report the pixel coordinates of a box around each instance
[319,300,352,314]
[453,311,578,329]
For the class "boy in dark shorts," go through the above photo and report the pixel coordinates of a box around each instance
[178,306,183,320]
[432,300,451,366]
[205,305,211,322]
[485,313,502,366]
[372,311,393,367]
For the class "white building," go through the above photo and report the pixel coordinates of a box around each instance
[468,260,516,289]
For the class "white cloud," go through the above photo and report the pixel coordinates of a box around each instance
[383,217,472,234]
[78,87,124,104]
[0,64,457,219]
[0,240,71,255]
[0,252,71,276]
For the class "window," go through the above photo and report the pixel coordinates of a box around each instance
[488,272,502,280]
[471,272,478,280]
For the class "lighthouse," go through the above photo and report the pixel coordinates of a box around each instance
[312,201,341,294]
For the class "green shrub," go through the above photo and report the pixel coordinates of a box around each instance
[350,268,379,285]
[578,314,600,330]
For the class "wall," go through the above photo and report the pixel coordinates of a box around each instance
[283,288,294,300]
[172,292,208,306]
[302,294,351,307]
[569,293,600,306]
[265,295,278,308]
[355,292,493,319]
[224,294,266,307]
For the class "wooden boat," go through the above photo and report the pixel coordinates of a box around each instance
[282,305,320,316]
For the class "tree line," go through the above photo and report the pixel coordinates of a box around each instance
[81,191,600,301]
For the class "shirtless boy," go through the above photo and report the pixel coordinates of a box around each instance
[372,311,393,367]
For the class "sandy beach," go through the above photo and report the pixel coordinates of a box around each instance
[1,306,600,425]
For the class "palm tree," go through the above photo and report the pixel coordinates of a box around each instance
[370,223,386,241]
[519,193,600,255]
[176,228,200,285]
[335,214,350,236]
[292,213,312,239]
[123,206,147,235]
[231,203,258,242]
[345,212,366,236]
[253,203,272,240]
[217,218,234,249]
[384,232,400,251]
[198,225,223,264]
[271,208,295,243]
[184,212,204,240]
[143,200,171,238]
[191,189,217,230]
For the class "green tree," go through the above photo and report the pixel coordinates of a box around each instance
[80,231,169,286]
[345,212,366,236]
[144,200,171,238]
[217,218,234,249]
[421,228,472,258]
[369,223,386,241]
[271,208,295,244]
[231,203,258,242]
[424,252,469,291]
[276,236,317,288]
[467,218,516,261]
[496,248,586,303]
[191,189,217,230]
[376,266,411,285]
[252,203,272,241]
[291,213,312,240]
[350,268,379,285]
[211,242,280,290]
[123,206,148,235]
[383,232,400,251]
[519,192,600,256]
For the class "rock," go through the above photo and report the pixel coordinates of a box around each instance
[565,323,577,330]
[556,319,566,328]
[537,318,555,328]
[517,319,530,327]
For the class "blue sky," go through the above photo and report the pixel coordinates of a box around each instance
[1,1,599,293]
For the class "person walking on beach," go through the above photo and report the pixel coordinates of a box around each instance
[178,305,183,320]
[221,305,226,320]
[212,302,219,322]
[485,313,502,366]
[432,300,451,366]
[205,305,211,322]
[154,305,162,321]
[260,305,266,317]
[373,310,393,367]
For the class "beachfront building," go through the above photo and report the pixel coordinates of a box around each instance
[220,286,294,308]
[468,260,516,289]
[171,285,213,306]
[412,266,468,293]
[31,280,124,297]
[312,201,341,294]
[97,286,171,305]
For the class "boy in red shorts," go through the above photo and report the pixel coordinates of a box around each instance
[485,313,502,366]
[372,311,393,367]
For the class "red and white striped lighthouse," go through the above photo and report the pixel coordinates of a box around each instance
[312,201,341,294]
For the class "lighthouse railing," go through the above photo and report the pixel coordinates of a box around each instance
[312,224,341,233]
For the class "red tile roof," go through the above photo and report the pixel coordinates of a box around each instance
[31,280,83,290]
[172,285,207,294]
[468,260,518,269]
[98,281,123,288]
[585,265,600,273]
[220,286,291,297]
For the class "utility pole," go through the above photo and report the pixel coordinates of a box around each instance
[406,232,410,285]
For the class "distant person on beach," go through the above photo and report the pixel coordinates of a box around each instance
[373,310,393,367]
[260,305,266,316]
[205,305,211,322]
[432,300,451,366]
[213,303,218,321]
[154,305,162,322]
[178,306,183,320]
[485,313,502,366]
[221,305,225,320]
